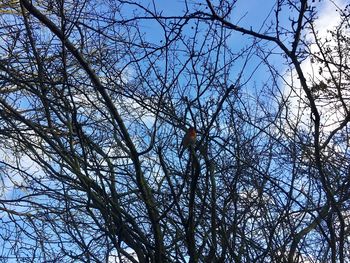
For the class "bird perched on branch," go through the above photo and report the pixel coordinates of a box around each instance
[179,126,196,157]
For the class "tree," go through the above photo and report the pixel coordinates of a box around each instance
[0,0,349,262]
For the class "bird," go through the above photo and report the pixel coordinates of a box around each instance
[179,126,196,157]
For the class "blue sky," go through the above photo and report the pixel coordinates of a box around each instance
[119,0,297,92]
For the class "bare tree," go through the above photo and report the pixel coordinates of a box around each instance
[0,0,349,262]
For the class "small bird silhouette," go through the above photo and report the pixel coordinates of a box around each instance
[179,126,196,157]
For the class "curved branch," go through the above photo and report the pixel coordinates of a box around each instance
[19,1,165,261]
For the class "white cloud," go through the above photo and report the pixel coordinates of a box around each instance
[108,247,138,263]
[283,0,349,137]
[0,146,42,197]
